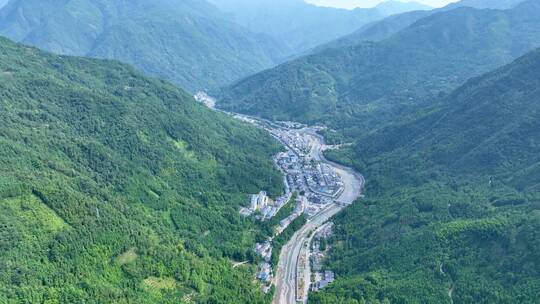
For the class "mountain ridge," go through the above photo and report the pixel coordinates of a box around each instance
[218,0,540,139]
[311,45,540,304]
[209,0,429,54]
[314,0,528,53]
[0,0,289,91]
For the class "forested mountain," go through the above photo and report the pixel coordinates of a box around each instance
[0,0,288,92]
[446,0,527,10]
[0,36,283,303]
[374,0,431,15]
[313,10,432,51]
[311,47,540,304]
[208,0,430,54]
[218,0,540,140]
[314,0,528,54]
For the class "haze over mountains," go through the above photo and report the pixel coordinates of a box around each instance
[0,0,289,91]
[316,0,529,51]
[218,0,540,138]
[209,0,430,53]
[0,0,428,92]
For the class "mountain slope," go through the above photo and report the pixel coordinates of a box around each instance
[374,0,431,15]
[209,0,429,54]
[313,10,432,51]
[0,0,288,91]
[0,36,282,303]
[218,0,540,138]
[313,0,527,54]
[311,47,540,304]
[446,0,527,10]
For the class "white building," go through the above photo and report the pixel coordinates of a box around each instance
[258,191,269,208]
[250,195,259,210]
[250,191,269,211]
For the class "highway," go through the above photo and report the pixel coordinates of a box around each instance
[273,129,365,304]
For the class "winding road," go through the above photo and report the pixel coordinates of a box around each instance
[273,129,365,304]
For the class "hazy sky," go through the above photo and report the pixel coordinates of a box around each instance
[305,0,458,9]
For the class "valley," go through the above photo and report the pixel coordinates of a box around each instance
[1,0,539,303]
[243,120,364,304]
[196,94,364,303]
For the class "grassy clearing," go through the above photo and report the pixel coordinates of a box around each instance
[116,248,138,265]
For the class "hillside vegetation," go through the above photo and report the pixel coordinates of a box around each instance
[209,0,430,54]
[310,48,540,303]
[0,36,283,303]
[0,0,288,91]
[218,0,540,140]
[313,0,528,53]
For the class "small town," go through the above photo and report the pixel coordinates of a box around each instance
[240,122,345,221]
[234,118,345,296]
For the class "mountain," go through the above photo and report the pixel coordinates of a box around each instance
[311,47,540,304]
[313,10,432,51]
[0,0,289,92]
[0,36,283,303]
[315,0,528,52]
[446,0,528,10]
[208,0,429,54]
[218,0,540,139]
[374,0,431,15]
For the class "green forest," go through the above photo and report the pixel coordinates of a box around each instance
[0,36,283,303]
[0,0,287,91]
[309,48,540,303]
[218,0,540,141]
[1,0,540,303]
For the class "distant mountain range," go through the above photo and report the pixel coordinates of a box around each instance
[0,0,289,92]
[446,0,528,10]
[0,0,432,92]
[208,0,431,54]
[374,0,432,15]
[315,0,529,52]
[217,0,540,139]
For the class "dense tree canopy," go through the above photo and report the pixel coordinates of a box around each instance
[0,36,283,303]
[310,48,540,303]
[218,0,540,141]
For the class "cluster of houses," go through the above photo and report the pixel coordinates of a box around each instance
[310,224,336,291]
[272,128,344,217]
[276,195,306,234]
[240,190,293,221]
[313,271,336,290]
[254,241,272,262]
[305,163,344,198]
[234,121,343,294]
[254,241,273,293]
